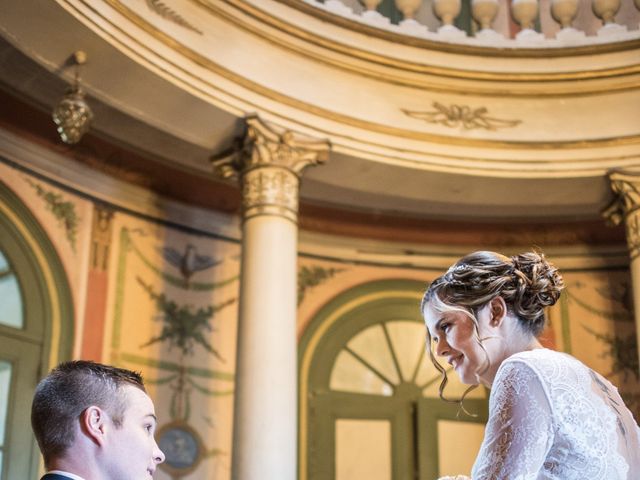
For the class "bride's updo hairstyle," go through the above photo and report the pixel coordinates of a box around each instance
[421,251,564,412]
[422,251,564,336]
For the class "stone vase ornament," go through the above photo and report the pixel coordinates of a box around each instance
[395,0,422,19]
[511,0,539,30]
[433,0,462,26]
[592,0,627,35]
[471,0,499,31]
[550,0,579,28]
[592,0,621,24]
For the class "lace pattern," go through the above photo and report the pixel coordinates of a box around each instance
[470,349,637,480]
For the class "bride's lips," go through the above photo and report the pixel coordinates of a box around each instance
[448,354,463,368]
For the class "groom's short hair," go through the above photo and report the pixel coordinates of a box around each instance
[31,360,145,466]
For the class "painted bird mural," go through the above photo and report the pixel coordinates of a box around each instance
[163,244,221,288]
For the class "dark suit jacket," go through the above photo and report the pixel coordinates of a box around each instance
[41,474,78,480]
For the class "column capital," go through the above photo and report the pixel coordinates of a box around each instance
[603,170,640,260]
[211,115,331,179]
[603,170,640,226]
[211,115,331,222]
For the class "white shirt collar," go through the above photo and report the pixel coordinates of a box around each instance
[48,470,86,480]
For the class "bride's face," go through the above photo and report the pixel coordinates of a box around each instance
[424,303,493,386]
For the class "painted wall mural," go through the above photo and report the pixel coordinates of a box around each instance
[562,272,639,414]
[107,220,240,480]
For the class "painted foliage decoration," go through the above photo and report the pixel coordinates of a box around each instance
[298,264,344,305]
[112,227,238,478]
[564,278,639,416]
[26,178,79,251]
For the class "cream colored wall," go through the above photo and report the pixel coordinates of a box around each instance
[102,212,240,479]
[1,130,638,478]
[0,159,93,359]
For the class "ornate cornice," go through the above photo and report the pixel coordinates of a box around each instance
[212,115,331,222]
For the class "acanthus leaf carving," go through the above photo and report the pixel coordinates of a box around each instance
[604,171,640,259]
[211,115,330,222]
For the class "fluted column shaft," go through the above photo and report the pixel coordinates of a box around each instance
[603,171,640,377]
[213,115,330,480]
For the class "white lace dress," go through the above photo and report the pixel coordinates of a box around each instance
[470,349,640,480]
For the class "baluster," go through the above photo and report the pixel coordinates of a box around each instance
[395,0,429,31]
[511,0,545,40]
[592,0,627,34]
[592,0,620,23]
[395,0,423,20]
[472,0,503,38]
[433,0,467,35]
[550,0,586,39]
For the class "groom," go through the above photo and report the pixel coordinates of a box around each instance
[31,360,165,480]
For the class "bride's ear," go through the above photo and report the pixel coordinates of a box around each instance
[489,297,507,327]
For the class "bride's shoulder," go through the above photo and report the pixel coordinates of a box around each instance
[506,348,576,368]
[498,349,588,387]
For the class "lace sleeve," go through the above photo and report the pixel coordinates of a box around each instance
[472,361,554,480]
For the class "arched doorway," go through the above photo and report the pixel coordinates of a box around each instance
[0,180,74,479]
[300,280,488,480]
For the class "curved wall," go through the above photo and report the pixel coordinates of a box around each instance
[0,125,637,479]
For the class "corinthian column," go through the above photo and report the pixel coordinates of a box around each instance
[212,115,330,480]
[603,170,640,376]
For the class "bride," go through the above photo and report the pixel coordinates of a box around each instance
[421,251,640,480]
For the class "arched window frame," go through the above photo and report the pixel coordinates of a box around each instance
[299,279,488,480]
[0,179,74,479]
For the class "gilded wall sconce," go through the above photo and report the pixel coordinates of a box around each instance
[52,50,93,145]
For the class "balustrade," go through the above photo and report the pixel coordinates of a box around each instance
[313,0,640,45]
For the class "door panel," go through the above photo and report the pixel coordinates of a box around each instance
[312,392,416,480]
[417,398,488,480]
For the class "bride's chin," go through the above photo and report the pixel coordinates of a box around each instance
[457,370,475,385]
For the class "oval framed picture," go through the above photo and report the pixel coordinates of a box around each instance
[157,420,204,477]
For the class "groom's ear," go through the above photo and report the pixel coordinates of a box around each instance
[489,296,507,327]
[81,405,108,446]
